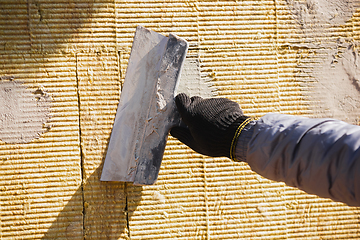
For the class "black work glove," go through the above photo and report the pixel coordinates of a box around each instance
[170,93,250,158]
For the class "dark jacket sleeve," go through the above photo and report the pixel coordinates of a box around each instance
[235,113,360,206]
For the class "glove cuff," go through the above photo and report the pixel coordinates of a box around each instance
[229,118,256,161]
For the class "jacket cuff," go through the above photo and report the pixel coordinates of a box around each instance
[234,119,257,162]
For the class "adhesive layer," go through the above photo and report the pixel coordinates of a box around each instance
[0,79,51,144]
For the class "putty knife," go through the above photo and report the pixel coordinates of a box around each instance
[101,26,188,185]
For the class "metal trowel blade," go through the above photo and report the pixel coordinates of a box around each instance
[100,26,188,185]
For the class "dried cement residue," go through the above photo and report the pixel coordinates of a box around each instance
[0,78,51,143]
[286,0,355,27]
[286,0,360,123]
[311,43,360,123]
[177,58,217,98]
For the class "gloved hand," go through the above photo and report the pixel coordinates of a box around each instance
[170,93,250,159]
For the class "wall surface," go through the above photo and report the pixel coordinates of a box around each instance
[0,0,360,239]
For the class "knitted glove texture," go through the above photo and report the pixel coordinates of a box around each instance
[170,93,249,158]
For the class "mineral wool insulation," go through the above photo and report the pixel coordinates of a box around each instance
[0,0,360,239]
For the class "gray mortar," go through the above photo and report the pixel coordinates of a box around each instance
[286,0,355,27]
[286,0,359,123]
[177,58,217,98]
[0,79,51,144]
[310,43,360,123]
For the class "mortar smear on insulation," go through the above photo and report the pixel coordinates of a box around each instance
[0,78,51,144]
[286,0,355,27]
[177,58,217,98]
[286,0,360,123]
[310,44,360,123]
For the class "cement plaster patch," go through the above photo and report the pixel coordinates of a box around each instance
[0,78,51,143]
[286,0,355,27]
[177,58,217,98]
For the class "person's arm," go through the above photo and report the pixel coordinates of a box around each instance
[171,93,360,206]
[235,113,360,206]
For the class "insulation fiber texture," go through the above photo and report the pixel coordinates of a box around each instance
[1,0,360,239]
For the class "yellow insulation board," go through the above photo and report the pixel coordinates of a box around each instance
[77,52,127,239]
[0,0,360,239]
[0,54,83,239]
